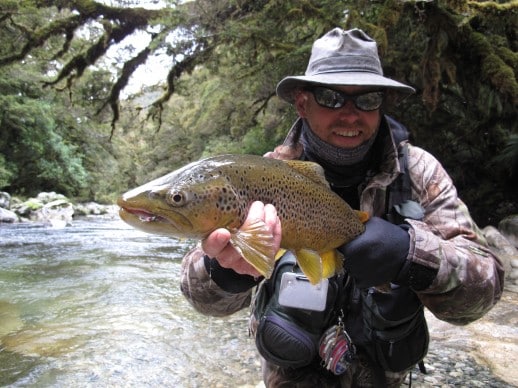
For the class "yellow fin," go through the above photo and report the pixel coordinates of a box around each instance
[283,160,329,188]
[356,210,370,223]
[275,248,287,261]
[295,248,322,285]
[229,219,276,278]
[321,250,344,279]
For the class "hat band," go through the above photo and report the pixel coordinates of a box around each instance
[306,55,382,76]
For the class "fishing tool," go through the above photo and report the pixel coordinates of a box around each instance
[318,314,356,375]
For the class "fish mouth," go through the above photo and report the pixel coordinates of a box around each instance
[120,207,167,223]
[118,206,193,235]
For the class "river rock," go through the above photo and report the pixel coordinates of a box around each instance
[482,225,518,283]
[11,198,44,218]
[499,215,518,249]
[36,191,68,204]
[0,207,17,223]
[34,199,74,228]
[11,192,71,220]
[74,202,112,216]
[423,291,518,387]
[0,191,10,209]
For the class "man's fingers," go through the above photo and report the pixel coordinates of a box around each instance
[247,201,266,222]
[201,201,281,278]
[264,204,278,229]
[201,228,231,258]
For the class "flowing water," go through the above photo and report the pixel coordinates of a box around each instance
[0,217,261,387]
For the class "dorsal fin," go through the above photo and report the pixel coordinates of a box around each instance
[283,160,329,188]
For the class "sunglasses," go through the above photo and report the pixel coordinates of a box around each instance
[307,86,383,111]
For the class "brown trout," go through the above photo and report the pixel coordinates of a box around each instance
[117,154,368,284]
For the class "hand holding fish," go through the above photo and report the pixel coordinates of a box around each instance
[201,201,282,277]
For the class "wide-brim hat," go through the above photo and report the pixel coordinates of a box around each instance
[276,28,415,104]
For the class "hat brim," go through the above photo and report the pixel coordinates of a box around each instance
[276,73,415,104]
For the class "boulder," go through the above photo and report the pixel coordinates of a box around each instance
[37,199,74,228]
[0,207,17,223]
[74,202,109,216]
[11,192,71,220]
[36,192,68,204]
[0,192,10,209]
[11,198,44,218]
[499,215,518,249]
[483,225,518,290]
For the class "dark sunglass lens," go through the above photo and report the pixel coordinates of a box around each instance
[313,87,345,109]
[355,92,383,111]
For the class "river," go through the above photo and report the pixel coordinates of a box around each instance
[0,217,261,387]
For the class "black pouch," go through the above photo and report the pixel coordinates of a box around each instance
[361,285,429,372]
[255,308,321,368]
[253,252,340,368]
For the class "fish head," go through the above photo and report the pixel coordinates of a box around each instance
[117,161,245,239]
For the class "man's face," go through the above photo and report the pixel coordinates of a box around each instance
[295,86,382,149]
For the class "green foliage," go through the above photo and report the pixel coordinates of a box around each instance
[492,134,518,180]
[0,0,516,225]
[0,153,14,188]
[0,52,95,197]
[0,92,88,196]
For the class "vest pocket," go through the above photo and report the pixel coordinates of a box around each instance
[255,313,319,368]
[368,307,429,372]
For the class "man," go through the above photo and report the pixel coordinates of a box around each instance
[180,28,504,387]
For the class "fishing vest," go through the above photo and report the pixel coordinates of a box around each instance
[253,116,429,385]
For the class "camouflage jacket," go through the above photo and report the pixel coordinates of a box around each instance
[180,115,504,324]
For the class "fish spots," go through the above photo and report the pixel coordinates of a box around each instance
[128,154,361,249]
[213,183,241,218]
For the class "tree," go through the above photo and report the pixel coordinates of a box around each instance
[0,0,516,224]
[0,74,88,196]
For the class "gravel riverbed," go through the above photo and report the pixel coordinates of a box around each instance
[404,344,512,387]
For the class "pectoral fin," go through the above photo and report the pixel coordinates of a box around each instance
[229,219,276,278]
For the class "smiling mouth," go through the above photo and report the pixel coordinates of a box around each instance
[335,130,360,137]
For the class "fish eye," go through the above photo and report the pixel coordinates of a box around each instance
[168,190,188,207]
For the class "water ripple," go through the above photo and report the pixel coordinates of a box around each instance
[0,218,261,386]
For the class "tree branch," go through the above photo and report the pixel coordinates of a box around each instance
[0,14,84,66]
[147,39,214,131]
[100,46,152,139]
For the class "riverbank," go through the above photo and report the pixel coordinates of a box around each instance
[0,191,117,224]
[414,290,517,387]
